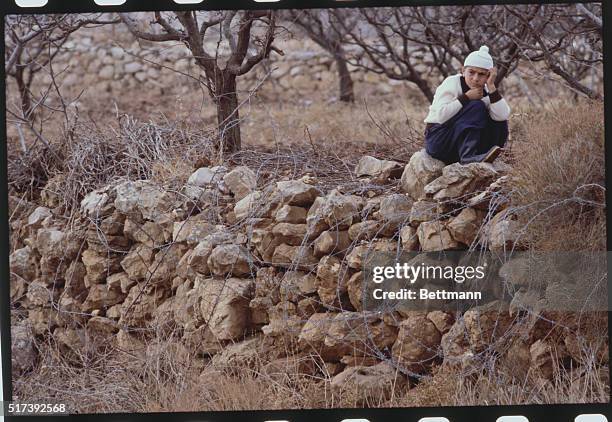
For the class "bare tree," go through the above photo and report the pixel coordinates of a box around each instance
[120,11,278,153]
[5,14,119,126]
[331,4,602,102]
[285,9,358,103]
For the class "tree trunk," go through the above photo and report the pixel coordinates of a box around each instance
[335,54,355,103]
[15,67,32,122]
[215,72,241,153]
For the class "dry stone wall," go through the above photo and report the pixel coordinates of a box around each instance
[10,151,607,399]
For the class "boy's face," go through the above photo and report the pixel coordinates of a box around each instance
[463,66,490,89]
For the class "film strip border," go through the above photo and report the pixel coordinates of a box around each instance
[0,0,602,13]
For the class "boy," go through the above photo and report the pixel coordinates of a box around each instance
[424,45,511,165]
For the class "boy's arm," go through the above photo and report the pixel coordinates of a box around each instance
[486,90,511,121]
[424,77,466,124]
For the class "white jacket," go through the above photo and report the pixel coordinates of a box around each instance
[424,74,511,124]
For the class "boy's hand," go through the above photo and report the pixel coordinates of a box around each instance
[466,87,484,100]
[487,67,498,92]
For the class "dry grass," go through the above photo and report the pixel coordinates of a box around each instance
[508,100,606,251]
[14,317,608,414]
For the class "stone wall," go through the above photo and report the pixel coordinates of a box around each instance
[9,151,607,400]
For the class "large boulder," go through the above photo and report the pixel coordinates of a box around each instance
[400,150,445,200]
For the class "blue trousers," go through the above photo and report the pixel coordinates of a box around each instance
[425,100,509,165]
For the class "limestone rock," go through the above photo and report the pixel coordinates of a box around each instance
[345,240,397,270]
[87,316,119,335]
[234,191,275,221]
[400,226,419,251]
[119,284,167,326]
[313,230,351,257]
[196,277,254,341]
[188,166,227,187]
[330,362,408,403]
[427,311,455,335]
[348,220,382,242]
[347,271,364,311]
[82,250,121,286]
[409,200,439,226]
[447,207,486,246]
[424,162,498,201]
[306,196,330,240]
[320,190,363,230]
[272,223,308,246]
[483,210,521,252]
[120,244,154,281]
[172,220,217,245]
[355,155,403,180]
[378,194,413,230]
[10,246,38,281]
[275,205,308,224]
[27,207,52,229]
[325,312,397,358]
[463,301,513,352]
[81,188,111,217]
[392,315,441,373]
[440,318,470,363]
[530,340,568,380]
[124,219,166,247]
[400,150,445,200]
[223,166,257,200]
[276,180,320,206]
[82,284,127,313]
[316,255,351,307]
[148,243,188,286]
[417,220,461,251]
[297,313,338,360]
[207,244,253,277]
[114,180,174,221]
[271,244,318,270]
[11,323,37,376]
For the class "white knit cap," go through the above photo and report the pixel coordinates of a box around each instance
[464,45,494,69]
